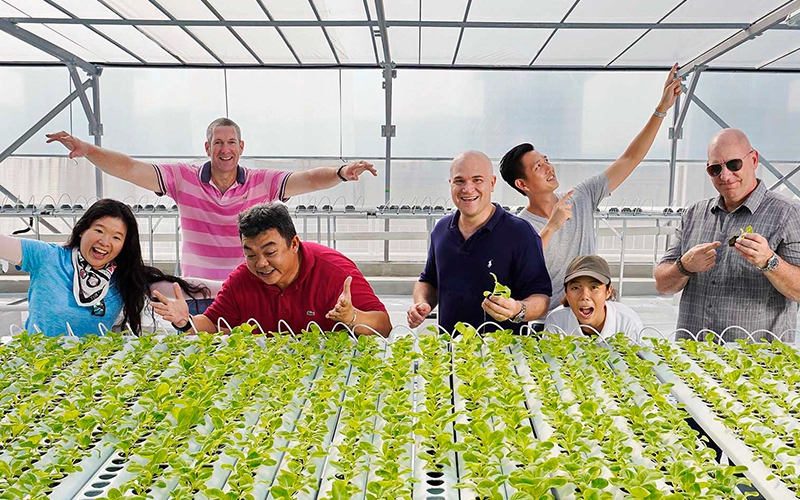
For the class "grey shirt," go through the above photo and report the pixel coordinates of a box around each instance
[660,180,800,342]
[519,173,610,315]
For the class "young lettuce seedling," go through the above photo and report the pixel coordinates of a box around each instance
[482,272,511,298]
[727,225,753,247]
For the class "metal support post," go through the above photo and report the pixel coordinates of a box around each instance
[668,93,680,207]
[375,0,395,263]
[91,74,104,198]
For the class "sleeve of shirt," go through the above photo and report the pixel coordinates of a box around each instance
[153,163,183,199]
[776,204,800,266]
[418,231,438,288]
[511,223,552,299]
[659,210,688,265]
[202,273,242,328]
[248,168,293,202]
[575,172,611,209]
[18,239,55,275]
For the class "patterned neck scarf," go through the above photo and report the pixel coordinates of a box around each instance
[71,248,116,316]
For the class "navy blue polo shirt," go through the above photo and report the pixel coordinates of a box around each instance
[420,203,551,334]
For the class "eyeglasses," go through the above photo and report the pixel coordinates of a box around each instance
[706,150,754,177]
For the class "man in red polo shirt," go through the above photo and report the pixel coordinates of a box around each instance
[151,203,391,336]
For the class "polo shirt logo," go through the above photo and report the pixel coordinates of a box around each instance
[487,259,493,268]
[306,310,315,316]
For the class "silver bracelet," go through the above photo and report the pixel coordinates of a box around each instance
[347,311,358,329]
[653,109,667,118]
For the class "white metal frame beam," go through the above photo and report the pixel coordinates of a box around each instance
[0,18,100,76]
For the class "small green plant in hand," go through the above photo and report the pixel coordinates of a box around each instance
[482,272,511,298]
[728,225,753,247]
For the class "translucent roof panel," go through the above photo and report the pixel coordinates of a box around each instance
[45,0,120,18]
[100,0,170,19]
[388,26,421,64]
[611,29,737,67]
[456,28,550,66]
[420,28,460,65]
[315,0,369,20]
[204,0,269,20]
[765,48,800,70]
[235,27,297,64]
[382,0,418,21]
[2,0,67,18]
[0,3,21,16]
[327,27,376,64]
[21,24,111,62]
[139,26,219,64]
[261,0,316,21]
[534,29,647,66]
[188,27,259,64]
[148,0,216,21]
[0,30,57,61]
[468,0,576,22]
[42,24,139,62]
[422,0,468,22]
[665,0,789,23]
[566,0,679,22]
[713,31,800,69]
[93,25,180,63]
[280,27,337,63]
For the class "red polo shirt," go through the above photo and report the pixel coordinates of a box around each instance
[203,241,386,333]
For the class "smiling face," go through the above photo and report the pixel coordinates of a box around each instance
[449,151,496,220]
[242,229,301,289]
[79,216,127,270]
[517,149,559,195]
[707,129,758,210]
[565,276,611,335]
[205,125,244,174]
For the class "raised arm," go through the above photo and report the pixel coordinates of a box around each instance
[0,235,22,266]
[605,64,682,193]
[283,160,377,198]
[46,131,162,193]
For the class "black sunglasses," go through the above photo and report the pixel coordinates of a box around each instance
[706,150,754,177]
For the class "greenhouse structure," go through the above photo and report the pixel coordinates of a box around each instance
[1,0,800,499]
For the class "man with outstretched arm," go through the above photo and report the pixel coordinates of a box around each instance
[654,128,800,342]
[407,150,551,334]
[498,64,683,315]
[152,203,391,337]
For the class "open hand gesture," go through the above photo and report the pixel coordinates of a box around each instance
[341,160,378,181]
[46,131,90,158]
[326,276,356,325]
[151,283,191,330]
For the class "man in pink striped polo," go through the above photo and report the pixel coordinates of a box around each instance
[46,118,377,309]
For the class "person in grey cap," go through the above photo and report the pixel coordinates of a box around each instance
[545,255,642,341]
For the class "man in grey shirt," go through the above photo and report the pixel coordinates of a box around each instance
[655,129,800,342]
[499,66,682,315]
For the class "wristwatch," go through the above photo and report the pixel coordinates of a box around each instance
[510,301,527,323]
[761,252,779,272]
[675,255,694,277]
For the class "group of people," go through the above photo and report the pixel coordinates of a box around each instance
[4,64,799,342]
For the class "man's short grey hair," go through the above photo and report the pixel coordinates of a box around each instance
[237,203,297,245]
[206,117,242,143]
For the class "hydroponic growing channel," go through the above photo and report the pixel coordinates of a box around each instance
[0,326,798,500]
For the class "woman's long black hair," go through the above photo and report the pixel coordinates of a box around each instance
[66,199,209,335]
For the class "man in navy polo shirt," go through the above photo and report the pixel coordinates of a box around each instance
[407,150,551,334]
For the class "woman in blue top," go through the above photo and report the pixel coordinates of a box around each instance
[0,199,207,336]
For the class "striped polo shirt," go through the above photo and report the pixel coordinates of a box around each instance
[155,162,291,280]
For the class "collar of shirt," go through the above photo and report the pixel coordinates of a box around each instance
[199,161,246,186]
[447,202,505,236]
[711,179,766,215]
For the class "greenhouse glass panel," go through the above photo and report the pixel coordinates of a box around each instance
[235,27,297,64]
[205,0,269,20]
[226,70,341,157]
[765,48,800,69]
[188,26,259,64]
[713,31,800,68]
[262,0,316,20]
[315,0,369,20]
[467,0,576,22]
[93,25,179,63]
[421,0,468,22]
[44,24,139,63]
[100,68,227,156]
[567,0,679,22]
[48,0,119,18]
[138,26,219,64]
[0,31,56,61]
[420,27,460,64]
[341,70,385,157]
[149,0,216,20]
[280,27,337,63]
[326,27,376,64]
[665,0,789,22]
[456,28,549,66]
[534,29,647,66]
[611,29,737,66]
[21,24,107,62]
[389,26,421,64]
[101,0,170,19]
[383,0,418,21]
[1,0,67,18]
[0,3,22,16]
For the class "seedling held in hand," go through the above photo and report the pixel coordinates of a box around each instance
[483,272,511,298]
[728,225,753,247]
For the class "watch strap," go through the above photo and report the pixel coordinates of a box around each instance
[675,256,694,277]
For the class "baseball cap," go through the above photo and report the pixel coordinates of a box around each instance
[564,255,612,287]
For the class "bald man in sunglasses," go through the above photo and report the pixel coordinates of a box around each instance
[655,128,800,342]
